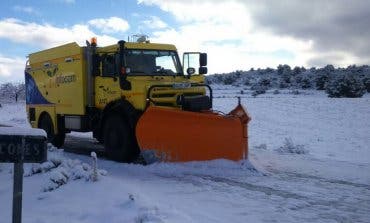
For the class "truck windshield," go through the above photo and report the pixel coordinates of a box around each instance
[125,50,182,76]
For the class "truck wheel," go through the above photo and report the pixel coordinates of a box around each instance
[38,114,65,148]
[103,115,139,162]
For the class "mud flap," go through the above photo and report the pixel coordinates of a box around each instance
[136,105,250,162]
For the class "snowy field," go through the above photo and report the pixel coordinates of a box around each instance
[1,88,370,223]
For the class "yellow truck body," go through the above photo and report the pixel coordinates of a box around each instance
[26,41,205,131]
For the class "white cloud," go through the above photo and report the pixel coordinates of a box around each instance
[139,0,246,24]
[13,5,39,15]
[0,18,121,82]
[142,16,167,29]
[152,26,312,73]
[88,17,130,34]
[139,0,366,72]
[142,0,313,73]
[0,18,118,48]
[0,55,25,82]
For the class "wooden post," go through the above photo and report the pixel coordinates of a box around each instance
[12,137,25,223]
[12,162,23,223]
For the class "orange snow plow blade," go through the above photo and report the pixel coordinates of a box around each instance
[136,104,251,162]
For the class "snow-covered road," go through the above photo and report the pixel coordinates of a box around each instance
[1,89,370,223]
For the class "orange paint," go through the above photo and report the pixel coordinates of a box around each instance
[136,105,251,162]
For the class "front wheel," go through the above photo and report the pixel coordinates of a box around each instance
[103,115,139,162]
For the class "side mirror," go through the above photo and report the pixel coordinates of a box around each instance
[199,53,207,67]
[183,52,207,76]
[199,67,207,75]
[187,67,195,75]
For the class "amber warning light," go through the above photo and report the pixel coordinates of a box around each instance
[91,37,97,45]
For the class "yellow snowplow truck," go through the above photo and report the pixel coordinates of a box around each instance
[25,37,250,162]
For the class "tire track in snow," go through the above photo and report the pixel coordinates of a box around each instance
[155,171,370,222]
[267,170,370,190]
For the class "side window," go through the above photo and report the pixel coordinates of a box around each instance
[102,54,117,77]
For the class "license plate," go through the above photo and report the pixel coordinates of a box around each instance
[173,82,191,89]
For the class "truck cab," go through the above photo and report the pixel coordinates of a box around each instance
[93,40,208,111]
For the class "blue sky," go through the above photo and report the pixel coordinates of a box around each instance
[0,0,369,83]
[0,0,176,66]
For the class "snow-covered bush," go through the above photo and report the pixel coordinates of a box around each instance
[315,65,334,90]
[206,65,369,95]
[362,76,370,92]
[251,85,267,96]
[41,156,107,192]
[223,76,236,85]
[23,147,107,192]
[300,76,313,89]
[294,71,314,89]
[277,64,292,88]
[244,78,251,86]
[364,78,370,92]
[258,77,271,87]
[275,138,308,154]
[292,66,302,75]
[326,73,366,98]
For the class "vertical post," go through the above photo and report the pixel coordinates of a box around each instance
[85,40,96,108]
[12,137,25,223]
[12,162,23,223]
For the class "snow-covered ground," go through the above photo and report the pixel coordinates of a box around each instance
[1,89,370,223]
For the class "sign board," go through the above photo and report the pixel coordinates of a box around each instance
[0,128,47,223]
[0,135,47,163]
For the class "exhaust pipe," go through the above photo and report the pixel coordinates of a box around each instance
[85,38,97,108]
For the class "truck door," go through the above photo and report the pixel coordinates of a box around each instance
[95,53,121,109]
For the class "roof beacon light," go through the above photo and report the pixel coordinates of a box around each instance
[132,34,149,43]
[91,37,97,46]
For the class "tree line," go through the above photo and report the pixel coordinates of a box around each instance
[0,82,25,102]
[206,64,370,97]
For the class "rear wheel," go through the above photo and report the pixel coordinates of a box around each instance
[103,114,139,162]
[38,113,65,148]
